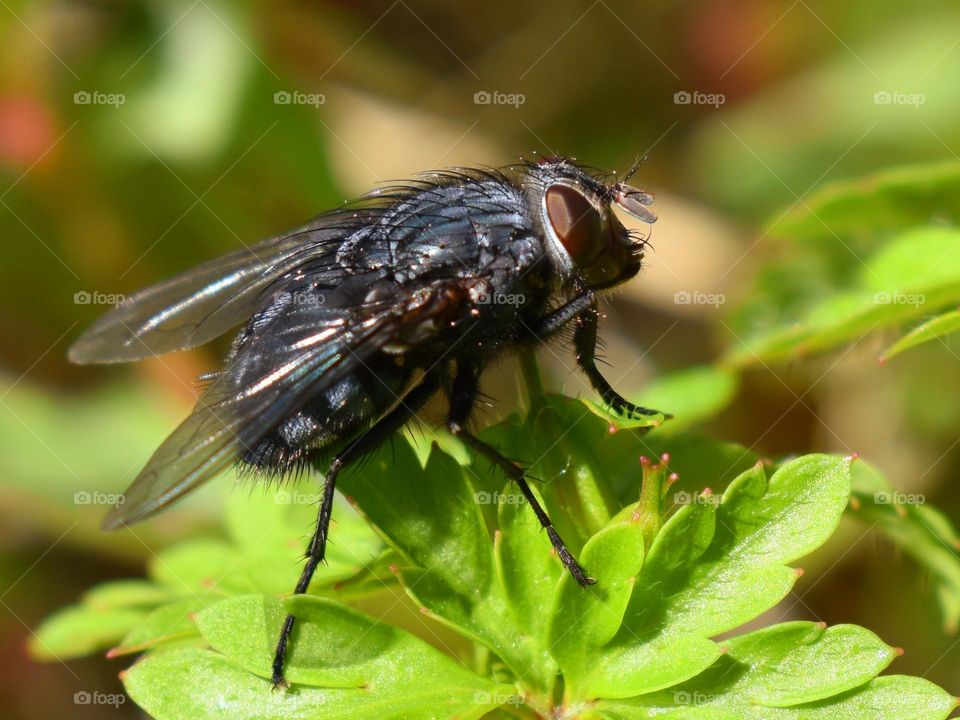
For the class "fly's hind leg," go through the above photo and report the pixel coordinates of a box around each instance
[446,361,595,587]
[271,371,441,689]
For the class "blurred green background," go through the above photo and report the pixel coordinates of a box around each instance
[3,0,960,717]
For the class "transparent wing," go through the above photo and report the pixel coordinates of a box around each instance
[101,279,454,529]
[68,212,374,364]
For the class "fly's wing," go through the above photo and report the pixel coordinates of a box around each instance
[68,212,376,364]
[101,278,455,529]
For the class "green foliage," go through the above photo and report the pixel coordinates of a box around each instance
[723,159,960,367]
[27,154,960,719]
[769,161,960,247]
[881,308,960,362]
[636,366,739,433]
[32,488,388,662]
[727,225,960,365]
[32,397,959,719]
[848,460,960,631]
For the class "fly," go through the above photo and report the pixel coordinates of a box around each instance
[68,155,665,688]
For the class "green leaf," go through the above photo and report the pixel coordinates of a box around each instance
[82,579,177,610]
[769,160,960,246]
[149,538,251,596]
[575,456,851,699]
[30,604,148,661]
[495,481,562,643]
[600,670,956,720]
[30,578,177,661]
[341,440,559,694]
[866,226,960,290]
[195,593,494,695]
[123,646,506,720]
[111,597,217,656]
[325,548,403,598]
[723,622,896,706]
[224,488,383,595]
[548,516,646,680]
[880,308,960,362]
[583,399,671,430]
[727,227,960,365]
[579,499,723,698]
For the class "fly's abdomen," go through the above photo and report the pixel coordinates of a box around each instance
[240,359,411,477]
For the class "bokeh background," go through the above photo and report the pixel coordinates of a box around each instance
[3,0,960,717]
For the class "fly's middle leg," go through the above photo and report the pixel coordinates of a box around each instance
[446,361,595,588]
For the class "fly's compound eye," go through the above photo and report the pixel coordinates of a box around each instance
[544,182,638,288]
[544,183,606,267]
[613,184,657,224]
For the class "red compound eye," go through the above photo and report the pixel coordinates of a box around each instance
[545,184,604,266]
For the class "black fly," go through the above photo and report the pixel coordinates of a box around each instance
[69,156,665,688]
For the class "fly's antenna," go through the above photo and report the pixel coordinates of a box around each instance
[618,154,647,186]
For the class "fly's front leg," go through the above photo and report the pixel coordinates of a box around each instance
[447,362,595,587]
[524,290,596,341]
[574,300,669,420]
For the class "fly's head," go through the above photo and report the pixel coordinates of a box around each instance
[524,156,657,292]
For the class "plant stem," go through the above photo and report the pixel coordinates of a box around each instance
[637,455,671,550]
[519,350,545,410]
